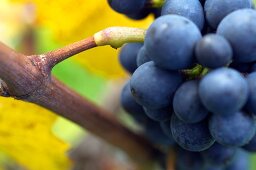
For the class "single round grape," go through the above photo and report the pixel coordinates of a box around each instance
[201,143,237,166]
[176,147,207,170]
[245,72,256,115]
[217,9,256,63]
[243,133,256,152]
[173,80,208,123]
[126,8,150,20]
[161,0,205,30]
[205,0,251,29]
[136,46,151,67]
[119,43,143,74]
[209,111,256,146]
[143,106,172,122]
[130,61,183,109]
[171,114,215,152]
[195,34,232,68]
[107,0,146,15]
[145,15,202,70]
[121,81,148,123]
[225,149,250,170]
[199,68,248,115]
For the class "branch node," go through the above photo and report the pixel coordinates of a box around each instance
[0,79,10,97]
[29,54,50,77]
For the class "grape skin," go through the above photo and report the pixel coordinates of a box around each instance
[121,81,148,124]
[245,72,256,115]
[225,149,250,170]
[130,61,183,109]
[201,143,236,166]
[209,111,256,147]
[205,0,251,29]
[199,68,248,115]
[217,9,256,63]
[119,43,143,74]
[173,80,208,123]
[143,106,173,122]
[107,0,146,15]
[144,15,202,70]
[161,0,205,30]
[195,34,232,69]
[136,46,151,67]
[171,114,215,152]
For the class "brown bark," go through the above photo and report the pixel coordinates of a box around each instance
[0,41,162,168]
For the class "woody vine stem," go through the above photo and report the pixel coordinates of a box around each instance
[0,27,167,170]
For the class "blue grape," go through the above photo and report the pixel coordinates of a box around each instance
[136,46,151,67]
[245,72,256,115]
[173,80,208,123]
[209,111,256,147]
[121,81,148,123]
[130,61,183,109]
[205,0,251,29]
[161,0,205,30]
[176,148,206,170]
[171,114,215,152]
[144,15,202,70]
[201,143,236,166]
[144,119,174,146]
[143,106,172,122]
[195,34,233,68]
[225,149,250,170]
[217,9,256,63]
[126,9,150,20]
[119,43,143,74]
[199,68,248,115]
[243,133,256,152]
[107,0,146,15]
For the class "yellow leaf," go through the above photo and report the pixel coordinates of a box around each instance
[0,98,71,170]
[11,0,154,78]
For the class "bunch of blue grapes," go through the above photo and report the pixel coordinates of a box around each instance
[108,0,256,169]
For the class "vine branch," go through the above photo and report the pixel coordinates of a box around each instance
[0,27,162,169]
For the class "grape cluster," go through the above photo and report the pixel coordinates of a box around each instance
[108,0,256,169]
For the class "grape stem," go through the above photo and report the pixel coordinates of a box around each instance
[146,0,165,8]
[39,27,146,71]
[94,27,146,48]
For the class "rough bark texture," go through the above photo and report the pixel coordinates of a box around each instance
[0,42,162,169]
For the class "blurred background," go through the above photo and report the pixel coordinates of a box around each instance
[0,0,154,169]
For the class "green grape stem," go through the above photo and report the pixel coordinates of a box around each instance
[94,27,146,48]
